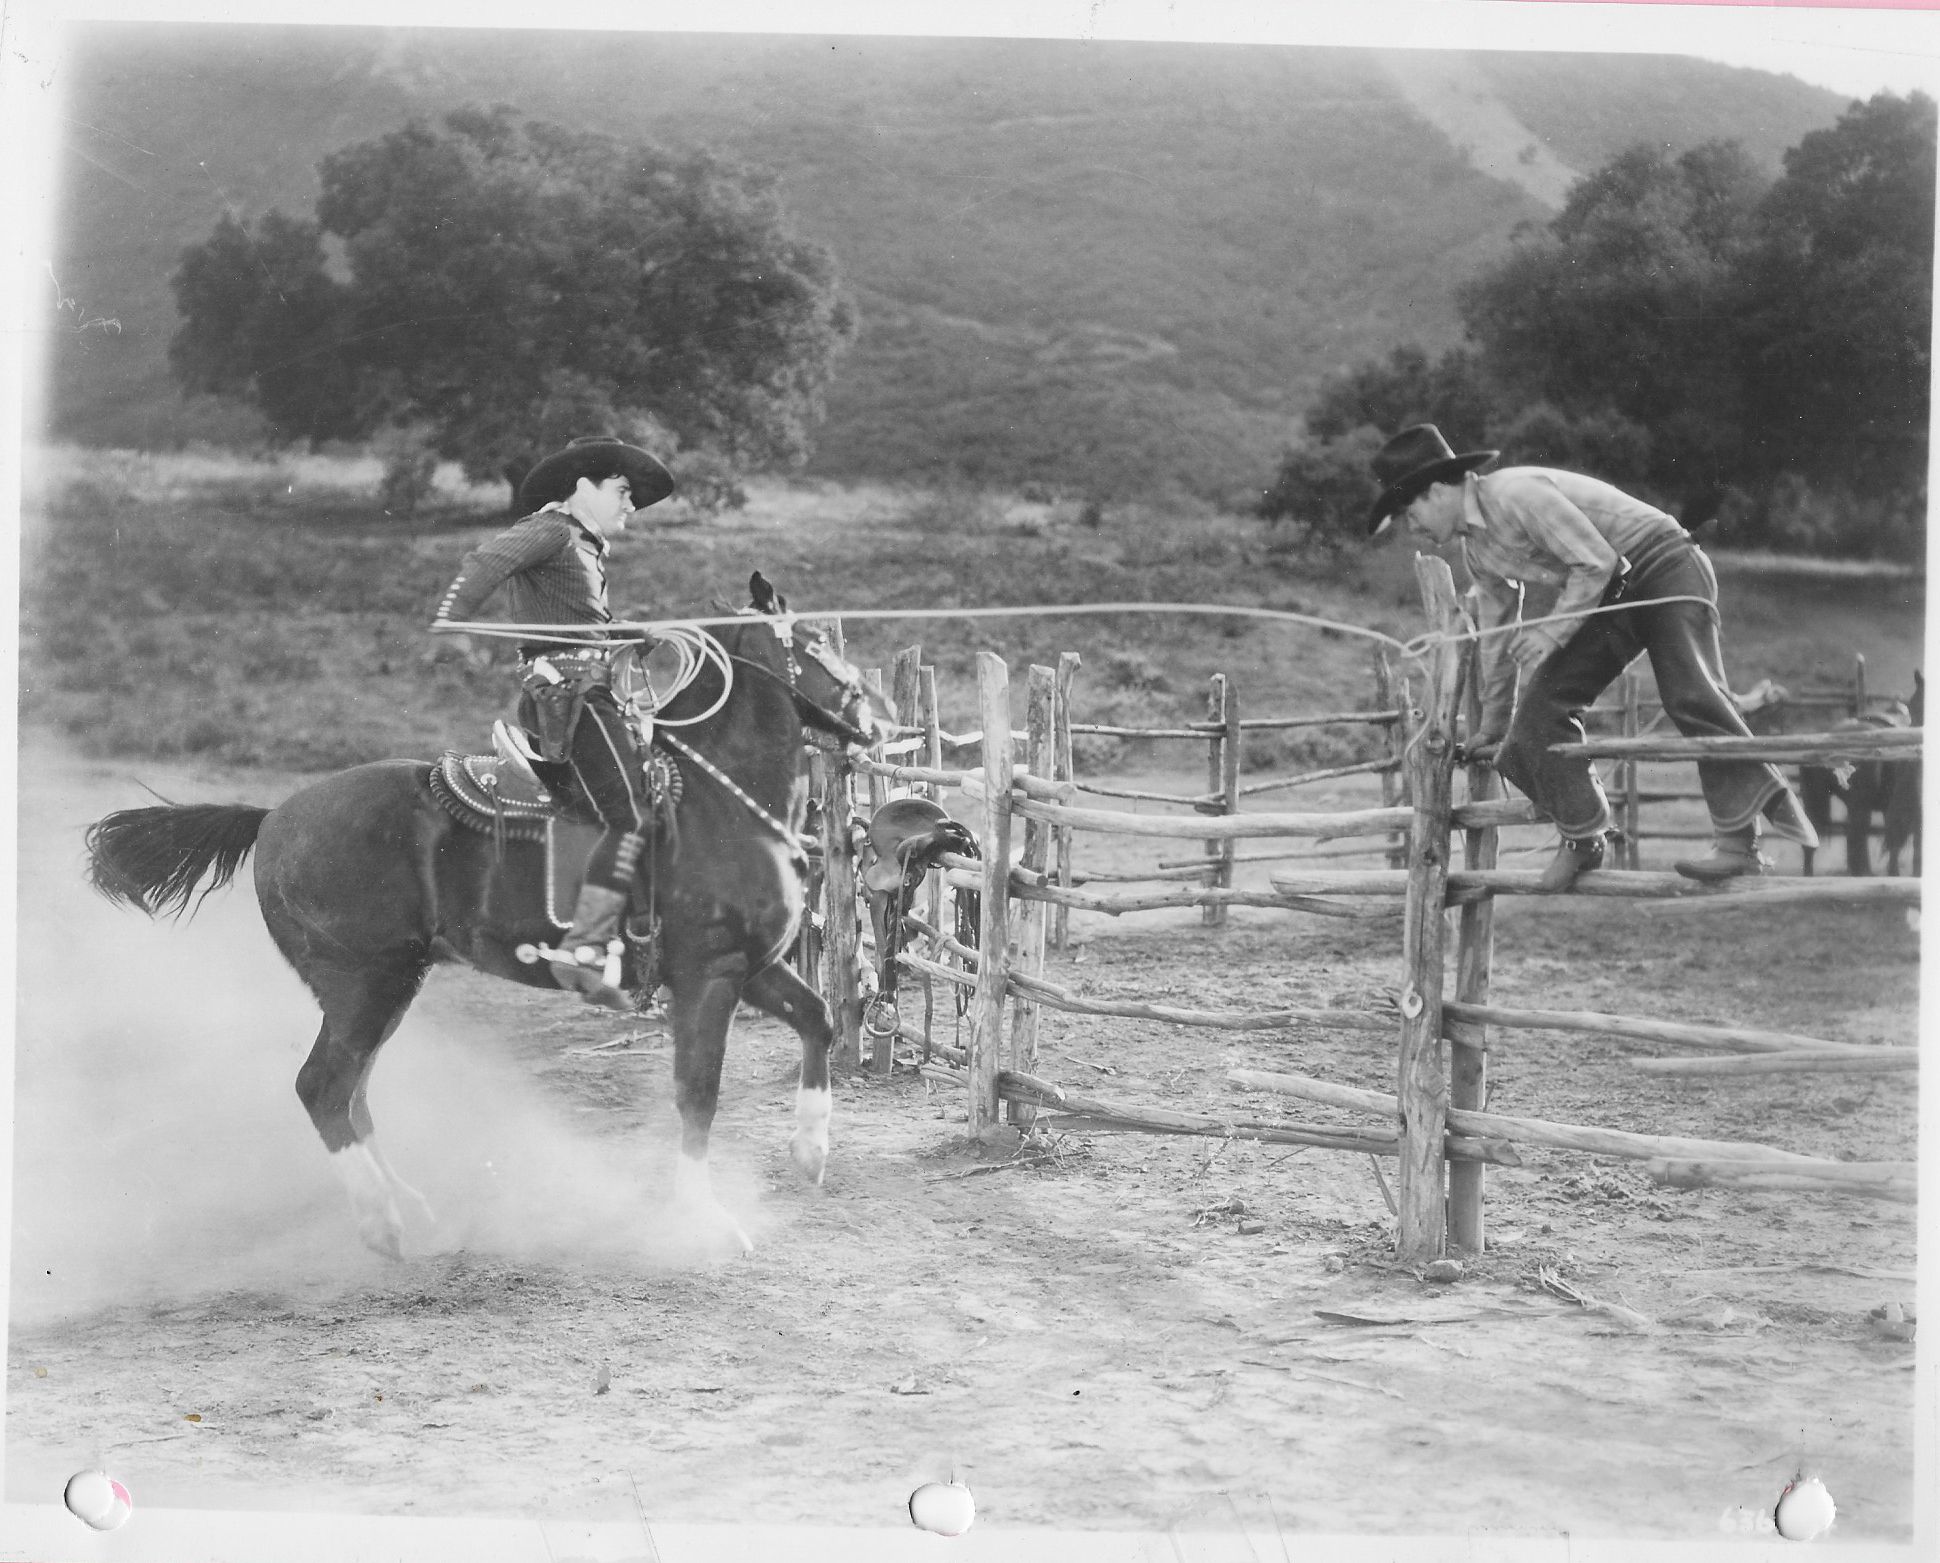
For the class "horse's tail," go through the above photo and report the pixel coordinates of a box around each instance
[84,802,271,919]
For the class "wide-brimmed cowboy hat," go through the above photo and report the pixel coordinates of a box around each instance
[518,435,676,513]
[1366,424,1498,537]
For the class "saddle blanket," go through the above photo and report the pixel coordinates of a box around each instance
[427,752,601,929]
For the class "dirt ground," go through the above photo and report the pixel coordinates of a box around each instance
[5,742,1922,1542]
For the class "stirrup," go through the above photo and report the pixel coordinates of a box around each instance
[538,936,625,989]
[492,719,552,802]
[541,938,629,1011]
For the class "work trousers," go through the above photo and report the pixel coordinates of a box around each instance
[1494,534,1791,839]
[545,687,650,894]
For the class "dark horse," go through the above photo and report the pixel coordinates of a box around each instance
[84,575,879,1260]
[1799,670,1923,878]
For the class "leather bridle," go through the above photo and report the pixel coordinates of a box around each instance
[725,623,876,750]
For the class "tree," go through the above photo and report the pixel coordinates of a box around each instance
[1733,92,1936,501]
[1256,425,1385,551]
[170,106,856,505]
[1456,139,1768,511]
[166,209,361,444]
[1305,344,1494,451]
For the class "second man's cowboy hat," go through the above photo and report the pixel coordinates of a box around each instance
[1365,424,1498,537]
[519,435,676,514]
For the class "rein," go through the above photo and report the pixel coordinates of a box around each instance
[656,731,812,865]
[726,651,872,748]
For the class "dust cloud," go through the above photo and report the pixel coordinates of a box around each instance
[11,747,760,1331]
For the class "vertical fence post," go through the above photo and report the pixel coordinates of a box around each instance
[1396,555,1468,1264]
[1377,649,1409,870]
[1449,637,1498,1254]
[872,648,923,1072]
[891,647,923,772]
[798,751,826,992]
[1854,652,1868,717]
[1051,652,1081,951]
[862,669,890,820]
[818,739,864,1072]
[1007,665,1056,1128]
[1621,666,1643,870]
[1202,673,1234,927]
[1222,678,1242,859]
[970,652,1014,1136]
[920,665,945,791]
[859,660,911,1076]
[861,667,890,1073]
[919,663,944,1058]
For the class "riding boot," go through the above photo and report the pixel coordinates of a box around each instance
[1674,825,1770,883]
[549,883,631,1012]
[1537,832,1605,893]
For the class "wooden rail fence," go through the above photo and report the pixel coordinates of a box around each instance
[805,578,1920,1257]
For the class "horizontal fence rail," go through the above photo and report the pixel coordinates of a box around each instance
[819,610,1915,1263]
[1562,729,1921,764]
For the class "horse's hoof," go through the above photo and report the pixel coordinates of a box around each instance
[665,1197,755,1263]
[789,1134,828,1186]
[359,1223,405,1262]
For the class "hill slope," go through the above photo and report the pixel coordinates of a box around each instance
[45,25,1848,499]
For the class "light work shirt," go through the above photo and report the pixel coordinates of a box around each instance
[1458,467,1685,734]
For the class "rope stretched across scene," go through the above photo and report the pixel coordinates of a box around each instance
[429,592,1721,664]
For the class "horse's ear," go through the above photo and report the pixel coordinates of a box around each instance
[749,571,779,615]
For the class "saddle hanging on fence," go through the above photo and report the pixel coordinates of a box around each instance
[860,797,981,1031]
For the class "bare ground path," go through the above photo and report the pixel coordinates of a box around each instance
[6,745,1920,1539]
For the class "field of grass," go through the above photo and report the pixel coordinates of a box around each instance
[18,444,1925,775]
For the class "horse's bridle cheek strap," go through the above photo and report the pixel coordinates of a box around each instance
[727,646,871,748]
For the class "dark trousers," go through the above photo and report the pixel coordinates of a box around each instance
[1495,536,1789,838]
[561,689,650,894]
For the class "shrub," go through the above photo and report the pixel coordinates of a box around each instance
[1100,649,1171,694]
[1493,402,1654,491]
[666,448,750,518]
[374,427,440,516]
[903,474,1009,535]
[1257,426,1384,555]
[1714,472,1929,564]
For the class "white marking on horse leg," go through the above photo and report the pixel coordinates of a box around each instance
[790,1084,832,1185]
[366,1138,436,1225]
[671,1148,715,1207]
[330,1142,405,1260]
[670,1151,753,1257]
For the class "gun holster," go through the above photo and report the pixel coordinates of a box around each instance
[519,657,608,763]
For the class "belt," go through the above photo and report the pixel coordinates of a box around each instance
[1619,527,1696,581]
[518,645,612,666]
[1606,527,1696,602]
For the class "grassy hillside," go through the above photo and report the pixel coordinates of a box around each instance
[19,449,1921,778]
[45,26,1847,501]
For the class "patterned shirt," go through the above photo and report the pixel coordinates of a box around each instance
[1458,467,1685,733]
[435,503,613,648]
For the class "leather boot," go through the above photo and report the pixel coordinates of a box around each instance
[1675,826,1769,883]
[549,884,631,1011]
[1537,832,1605,892]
